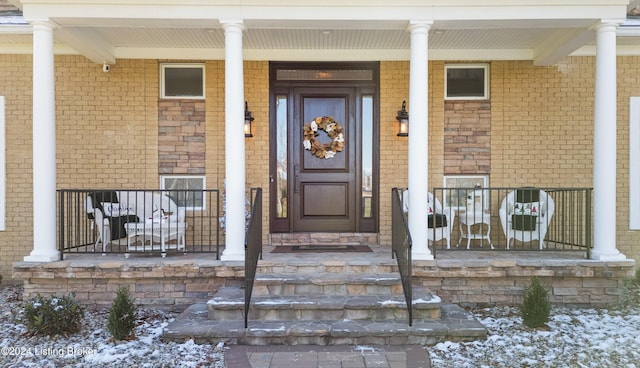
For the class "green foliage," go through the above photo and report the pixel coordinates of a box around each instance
[107,286,138,340]
[23,293,84,336]
[521,277,551,328]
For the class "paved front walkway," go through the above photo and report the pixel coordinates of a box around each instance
[225,345,431,368]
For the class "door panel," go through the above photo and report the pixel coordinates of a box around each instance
[292,88,356,232]
[302,183,348,216]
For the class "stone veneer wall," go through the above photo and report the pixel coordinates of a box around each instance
[413,259,634,306]
[13,260,246,311]
[12,258,635,310]
[443,100,491,174]
[158,100,206,175]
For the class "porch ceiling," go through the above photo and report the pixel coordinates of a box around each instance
[1,0,640,65]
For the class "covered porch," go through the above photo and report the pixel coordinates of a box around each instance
[10,0,632,267]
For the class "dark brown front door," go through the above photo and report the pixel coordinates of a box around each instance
[292,88,356,232]
[269,62,379,234]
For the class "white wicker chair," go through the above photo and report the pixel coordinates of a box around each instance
[402,190,455,249]
[499,189,555,250]
[85,191,185,253]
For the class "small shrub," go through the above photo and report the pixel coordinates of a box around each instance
[23,293,83,336]
[521,277,551,329]
[107,286,138,340]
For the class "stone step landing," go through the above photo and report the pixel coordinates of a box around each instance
[269,232,379,246]
[207,286,441,322]
[253,273,406,297]
[163,303,487,346]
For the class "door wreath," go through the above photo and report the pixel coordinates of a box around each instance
[302,116,345,159]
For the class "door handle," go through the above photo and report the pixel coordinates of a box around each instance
[294,165,300,193]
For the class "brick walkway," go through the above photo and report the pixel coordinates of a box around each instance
[225,345,431,368]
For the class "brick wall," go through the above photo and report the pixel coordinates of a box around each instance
[0,54,33,281]
[204,61,224,189]
[244,61,270,240]
[379,61,410,244]
[614,56,640,260]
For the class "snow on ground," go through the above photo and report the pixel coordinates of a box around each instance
[1,281,639,368]
[0,285,225,368]
[429,283,640,368]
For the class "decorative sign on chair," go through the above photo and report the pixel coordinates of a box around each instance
[302,116,345,159]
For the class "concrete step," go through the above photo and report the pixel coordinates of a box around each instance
[164,303,487,346]
[207,287,441,321]
[252,273,404,296]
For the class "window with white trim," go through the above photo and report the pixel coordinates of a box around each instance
[445,64,489,100]
[630,97,640,229]
[161,63,205,99]
[0,96,5,230]
[443,175,489,210]
[161,175,206,210]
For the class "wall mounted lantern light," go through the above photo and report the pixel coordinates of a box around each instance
[396,100,409,137]
[244,101,255,138]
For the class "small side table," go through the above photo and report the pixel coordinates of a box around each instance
[124,221,187,258]
[458,211,493,249]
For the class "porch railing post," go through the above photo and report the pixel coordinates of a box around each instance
[58,190,64,260]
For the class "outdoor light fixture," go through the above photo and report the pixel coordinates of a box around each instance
[396,100,409,137]
[244,101,255,138]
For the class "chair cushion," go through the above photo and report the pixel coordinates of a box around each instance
[109,214,140,239]
[87,191,119,220]
[101,202,136,217]
[512,214,537,231]
[516,189,540,203]
[513,201,540,216]
[428,214,447,228]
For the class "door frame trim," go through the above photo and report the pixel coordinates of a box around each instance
[269,61,380,233]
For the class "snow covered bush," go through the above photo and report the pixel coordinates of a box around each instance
[521,277,551,328]
[107,286,138,340]
[22,293,83,336]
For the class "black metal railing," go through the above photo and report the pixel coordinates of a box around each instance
[391,187,413,326]
[244,188,263,329]
[57,189,221,258]
[427,187,593,256]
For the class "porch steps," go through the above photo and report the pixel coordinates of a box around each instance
[208,283,440,322]
[163,301,485,346]
[163,270,487,345]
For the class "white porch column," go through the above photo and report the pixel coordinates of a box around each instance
[220,20,246,261]
[25,20,58,262]
[407,21,433,260]
[591,20,626,261]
